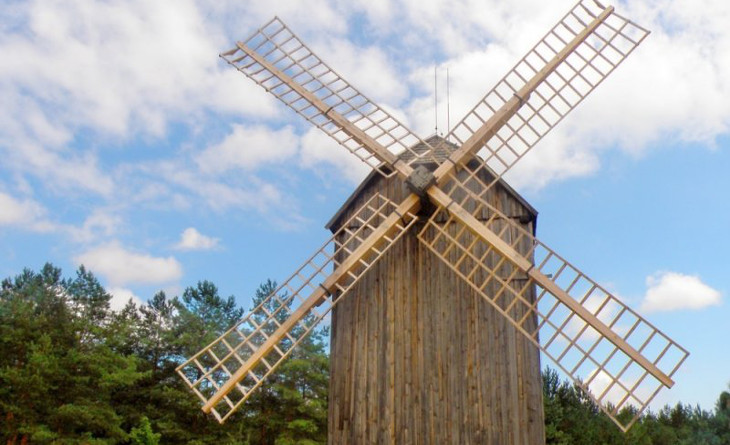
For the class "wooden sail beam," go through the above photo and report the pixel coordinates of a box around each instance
[432,5,614,184]
[441,1,649,185]
[224,20,438,176]
[425,186,674,388]
[201,194,422,414]
[236,42,409,173]
[201,285,326,413]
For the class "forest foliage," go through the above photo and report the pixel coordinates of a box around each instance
[0,264,728,444]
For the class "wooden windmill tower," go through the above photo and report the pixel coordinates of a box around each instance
[178,0,689,442]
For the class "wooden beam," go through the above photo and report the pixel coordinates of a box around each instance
[236,42,414,180]
[426,186,675,388]
[202,194,422,413]
[433,5,614,185]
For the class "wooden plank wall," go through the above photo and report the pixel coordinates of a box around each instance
[328,164,545,444]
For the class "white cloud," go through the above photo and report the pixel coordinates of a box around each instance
[501,130,600,190]
[0,0,276,139]
[0,191,42,225]
[223,0,346,38]
[175,227,220,251]
[8,143,115,197]
[75,241,182,287]
[67,208,123,243]
[392,0,730,190]
[196,124,299,174]
[408,47,518,137]
[129,158,308,230]
[308,37,409,106]
[0,0,277,200]
[1,0,729,203]
[153,160,285,212]
[640,271,722,313]
[299,127,371,184]
[583,368,639,411]
[107,287,144,312]
[0,191,54,232]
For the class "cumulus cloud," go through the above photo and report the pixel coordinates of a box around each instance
[0,0,275,139]
[75,241,182,287]
[107,287,144,312]
[7,143,115,197]
[640,271,722,313]
[3,0,730,203]
[196,124,299,174]
[395,0,730,190]
[308,37,409,107]
[127,157,309,230]
[152,160,286,212]
[175,227,220,251]
[67,208,124,243]
[299,128,371,184]
[0,0,277,202]
[0,191,54,232]
[3,0,730,306]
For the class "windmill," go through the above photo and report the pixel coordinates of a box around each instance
[178,0,689,441]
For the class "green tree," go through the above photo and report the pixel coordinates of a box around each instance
[543,365,730,444]
[136,286,242,445]
[5,263,730,445]
[129,416,161,445]
[716,388,730,443]
[175,281,244,357]
[542,367,610,444]
[0,264,146,444]
[234,280,329,445]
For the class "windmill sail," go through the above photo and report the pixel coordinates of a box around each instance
[221,17,438,176]
[177,193,418,422]
[446,0,649,184]
[418,170,688,431]
[179,0,687,433]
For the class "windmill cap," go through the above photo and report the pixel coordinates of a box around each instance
[325,134,538,231]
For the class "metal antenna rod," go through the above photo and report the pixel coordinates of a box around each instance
[446,67,450,141]
[434,65,438,134]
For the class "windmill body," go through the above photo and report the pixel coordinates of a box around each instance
[177,0,689,438]
[327,136,544,443]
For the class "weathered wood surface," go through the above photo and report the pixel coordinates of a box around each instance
[328,158,545,444]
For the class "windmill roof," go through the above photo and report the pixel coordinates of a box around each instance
[398,134,457,164]
[325,134,538,231]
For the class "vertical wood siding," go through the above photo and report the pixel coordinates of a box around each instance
[328,164,545,444]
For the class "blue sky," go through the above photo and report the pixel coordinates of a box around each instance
[1,0,728,413]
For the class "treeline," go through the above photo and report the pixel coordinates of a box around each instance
[0,265,327,444]
[0,264,728,444]
[543,368,730,444]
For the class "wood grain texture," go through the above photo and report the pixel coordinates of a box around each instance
[328,161,545,444]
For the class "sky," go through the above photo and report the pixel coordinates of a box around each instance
[1,0,728,413]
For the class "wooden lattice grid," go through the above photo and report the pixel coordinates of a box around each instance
[177,193,418,422]
[199,0,680,433]
[220,17,438,176]
[418,167,689,431]
[447,0,649,182]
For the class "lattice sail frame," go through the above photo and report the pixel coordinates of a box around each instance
[447,0,649,184]
[179,0,689,432]
[177,193,418,422]
[220,17,438,176]
[419,163,689,431]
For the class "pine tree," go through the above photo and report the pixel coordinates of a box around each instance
[234,280,329,445]
[0,264,146,444]
[713,388,730,444]
[129,416,161,445]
